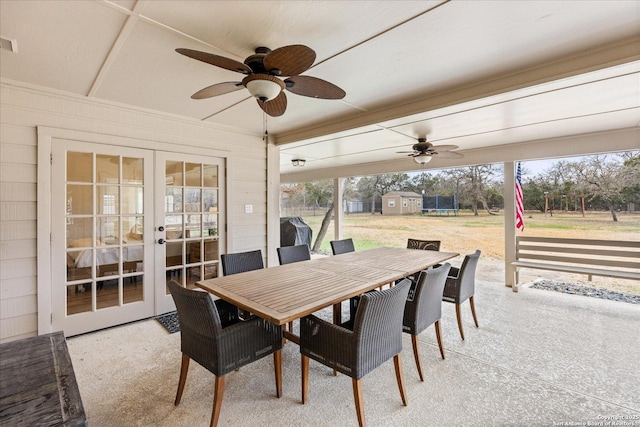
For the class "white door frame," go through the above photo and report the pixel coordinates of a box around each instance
[37,126,230,335]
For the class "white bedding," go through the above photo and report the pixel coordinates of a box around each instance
[72,246,143,268]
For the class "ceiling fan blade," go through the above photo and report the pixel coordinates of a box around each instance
[434,151,464,159]
[257,91,287,117]
[396,151,416,154]
[191,82,244,99]
[176,48,252,74]
[430,144,459,151]
[285,75,346,99]
[263,45,316,76]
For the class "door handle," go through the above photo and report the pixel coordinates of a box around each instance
[158,239,166,245]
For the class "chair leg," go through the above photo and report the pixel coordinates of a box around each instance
[175,353,190,405]
[469,296,479,328]
[393,354,408,406]
[455,304,465,340]
[301,354,310,404]
[410,334,424,382]
[434,320,445,360]
[352,378,366,427]
[210,375,225,427]
[274,350,282,398]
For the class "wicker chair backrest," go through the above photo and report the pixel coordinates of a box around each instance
[407,238,441,251]
[330,238,355,255]
[221,249,264,275]
[277,244,311,265]
[403,263,451,335]
[351,279,411,378]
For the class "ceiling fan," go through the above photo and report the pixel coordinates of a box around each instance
[176,45,345,117]
[397,137,463,164]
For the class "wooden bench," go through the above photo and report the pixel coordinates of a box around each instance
[513,236,640,284]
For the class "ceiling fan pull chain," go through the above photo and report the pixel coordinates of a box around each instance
[263,112,268,142]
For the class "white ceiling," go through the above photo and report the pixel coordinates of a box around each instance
[1,0,639,180]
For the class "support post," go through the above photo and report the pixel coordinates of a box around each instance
[504,161,518,292]
[333,178,344,241]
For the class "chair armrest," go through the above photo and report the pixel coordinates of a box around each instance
[213,298,241,327]
[300,314,355,376]
[447,266,460,279]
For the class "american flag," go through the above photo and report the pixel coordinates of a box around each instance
[515,162,524,231]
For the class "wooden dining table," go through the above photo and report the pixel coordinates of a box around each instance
[197,247,459,342]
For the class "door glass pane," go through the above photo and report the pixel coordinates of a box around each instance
[122,187,143,214]
[124,246,143,273]
[67,185,93,215]
[97,248,120,278]
[204,214,217,236]
[166,161,183,186]
[96,155,119,184]
[66,218,93,247]
[185,214,201,238]
[203,189,217,211]
[165,215,183,240]
[67,283,92,315]
[97,217,120,245]
[204,238,219,262]
[166,242,183,267]
[165,188,183,213]
[123,277,143,303]
[186,266,200,289]
[67,152,92,182]
[203,164,218,188]
[185,163,201,187]
[185,188,201,212]
[97,186,119,214]
[96,278,119,309]
[123,157,143,184]
[123,216,143,242]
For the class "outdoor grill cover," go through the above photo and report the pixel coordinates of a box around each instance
[280,217,312,248]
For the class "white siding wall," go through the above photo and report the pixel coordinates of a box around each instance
[0,82,267,343]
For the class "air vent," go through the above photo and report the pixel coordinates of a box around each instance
[0,37,17,53]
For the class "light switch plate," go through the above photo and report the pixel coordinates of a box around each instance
[244,204,253,214]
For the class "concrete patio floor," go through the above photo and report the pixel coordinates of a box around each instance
[66,268,640,426]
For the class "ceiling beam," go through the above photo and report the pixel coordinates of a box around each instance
[280,127,640,182]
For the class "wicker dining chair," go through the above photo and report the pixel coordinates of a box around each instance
[329,238,362,320]
[402,263,451,381]
[406,238,441,251]
[329,238,355,255]
[167,281,283,427]
[277,244,311,265]
[277,244,311,332]
[221,249,264,318]
[403,239,442,285]
[442,250,481,340]
[221,249,264,275]
[300,279,411,427]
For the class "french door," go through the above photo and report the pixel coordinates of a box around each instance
[51,141,224,336]
[154,152,224,314]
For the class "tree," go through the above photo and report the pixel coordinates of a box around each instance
[570,153,638,221]
[441,165,499,215]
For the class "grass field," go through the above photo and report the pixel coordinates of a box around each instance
[299,210,640,294]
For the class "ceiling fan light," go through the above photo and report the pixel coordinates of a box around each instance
[413,153,432,164]
[243,74,284,102]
